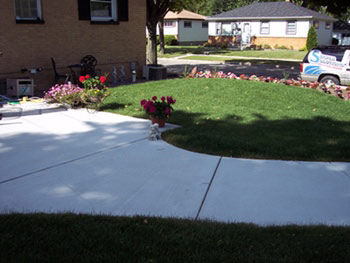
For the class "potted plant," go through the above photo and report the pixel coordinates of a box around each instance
[79,74,111,109]
[140,96,176,128]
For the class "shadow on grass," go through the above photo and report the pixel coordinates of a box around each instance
[99,102,130,111]
[164,110,350,161]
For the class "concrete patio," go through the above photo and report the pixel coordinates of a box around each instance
[0,105,349,226]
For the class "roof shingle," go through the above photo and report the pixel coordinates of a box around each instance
[208,2,336,21]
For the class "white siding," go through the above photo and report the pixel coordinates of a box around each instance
[162,21,179,35]
[210,20,311,38]
[178,20,208,42]
[250,20,310,37]
[208,21,217,36]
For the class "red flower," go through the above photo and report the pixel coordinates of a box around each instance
[85,74,90,79]
[152,96,157,101]
[100,76,106,83]
[140,99,147,106]
[79,76,86,83]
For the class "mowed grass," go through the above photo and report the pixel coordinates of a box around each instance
[1,213,350,262]
[159,45,307,60]
[102,78,350,161]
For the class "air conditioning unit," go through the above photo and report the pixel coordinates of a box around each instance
[143,65,167,80]
[6,78,34,97]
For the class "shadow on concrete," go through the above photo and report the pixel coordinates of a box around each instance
[163,110,350,162]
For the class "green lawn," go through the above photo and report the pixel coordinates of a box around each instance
[102,78,350,161]
[1,214,349,262]
[159,45,307,60]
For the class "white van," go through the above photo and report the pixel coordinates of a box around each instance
[300,46,350,85]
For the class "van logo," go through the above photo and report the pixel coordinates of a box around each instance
[308,50,321,63]
[307,49,343,68]
[304,65,324,75]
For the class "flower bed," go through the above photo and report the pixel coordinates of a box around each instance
[191,69,350,100]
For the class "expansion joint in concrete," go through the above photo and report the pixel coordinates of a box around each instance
[195,156,222,220]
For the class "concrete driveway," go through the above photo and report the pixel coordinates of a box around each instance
[0,105,349,225]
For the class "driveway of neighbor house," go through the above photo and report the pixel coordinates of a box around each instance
[160,56,301,79]
[0,105,349,226]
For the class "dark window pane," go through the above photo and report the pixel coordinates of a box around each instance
[15,0,38,19]
[91,1,112,17]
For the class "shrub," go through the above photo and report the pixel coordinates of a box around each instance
[306,25,318,51]
[290,46,294,50]
[274,44,279,49]
[164,35,178,46]
[279,45,289,50]
[263,44,272,49]
[299,45,307,51]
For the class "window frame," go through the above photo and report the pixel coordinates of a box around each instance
[184,21,192,28]
[14,0,42,21]
[164,20,175,27]
[90,0,117,22]
[286,20,297,35]
[325,21,331,30]
[313,20,319,29]
[260,21,270,35]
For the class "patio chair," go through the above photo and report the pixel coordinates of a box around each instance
[80,55,99,77]
[51,57,69,84]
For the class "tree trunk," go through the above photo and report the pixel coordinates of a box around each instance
[147,21,158,65]
[159,19,165,55]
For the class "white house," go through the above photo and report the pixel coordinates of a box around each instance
[159,9,208,45]
[206,2,337,50]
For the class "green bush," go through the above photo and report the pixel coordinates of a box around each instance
[164,35,178,46]
[299,45,307,51]
[263,44,272,49]
[279,45,289,50]
[306,25,318,51]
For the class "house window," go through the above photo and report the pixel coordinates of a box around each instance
[221,22,231,35]
[202,22,208,28]
[313,20,319,29]
[184,21,192,28]
[260,21,270,34]
[164,21,175,27]
[286,21,296,35]
[90,0,116,21]
[325,21,331,29]
[14,0,42,20]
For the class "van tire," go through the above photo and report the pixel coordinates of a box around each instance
[319,75,340,85]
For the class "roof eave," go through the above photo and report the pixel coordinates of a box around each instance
[206,16,337,22]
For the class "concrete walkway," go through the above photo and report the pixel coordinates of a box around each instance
[0,106,349,226]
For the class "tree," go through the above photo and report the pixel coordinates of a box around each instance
[306,25,318,51]
[147,0,196,64]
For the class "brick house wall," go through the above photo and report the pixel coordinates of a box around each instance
[0,0,146,95]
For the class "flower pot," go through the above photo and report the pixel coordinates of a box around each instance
[150,116,166,128]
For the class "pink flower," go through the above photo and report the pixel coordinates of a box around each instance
[149,105,156,113]
[164,108,171,115]
[152,96,157,101]
[161,96,165,101]
[140,99,147,106]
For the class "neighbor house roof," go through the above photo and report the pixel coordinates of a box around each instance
[207,2,337,21]
[165,9,206,21]
[333,20,350,31]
